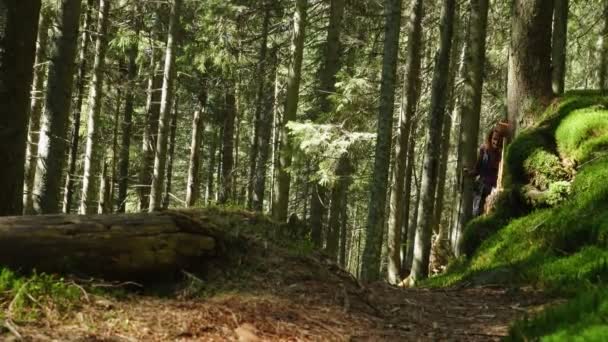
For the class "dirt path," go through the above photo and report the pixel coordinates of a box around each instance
[2,241,549,341]
[6,282,548,341]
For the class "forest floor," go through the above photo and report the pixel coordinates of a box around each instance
[2,236,552,342]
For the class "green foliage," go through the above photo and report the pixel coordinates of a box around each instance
[426,94,608,339]
[555,105,608,163]
[507,289,608,341]
[0,268,82,320]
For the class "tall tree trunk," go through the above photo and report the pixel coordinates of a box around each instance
[551,0,568,95]
[252,46,278,212]
[205,125,218,205]
[0,1,41,216]
[433,2,462,243]
[23,7,51,214]
[405,152,423,272]
[386,0,424,285]
[401,130,417,274]
[219,88,236,204]
[338,186,349,268]
[149,0,182,212]
[248,6,272,210]
[273,0,308,221]
[185,87,208,207]
[309,0,346,249]
[361,0,403,282]
[599,0,608,91]
[139,55,162,211]
[63,0,95,214]
[327,155,352,260]
[78,0,111,215]
[454,0,490,256]
[98,159,110,214]
[162,98,179,209]
[108,87,122,213]
[31,0,82,214]
[117,29,139,213]
[409,0,456,283]
[507,0,554,132]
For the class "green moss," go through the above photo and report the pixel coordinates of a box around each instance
[507,289,608,342]
[425,93,608,339]
[556,105,608,163]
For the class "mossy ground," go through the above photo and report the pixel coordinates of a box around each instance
[424,92,608,340]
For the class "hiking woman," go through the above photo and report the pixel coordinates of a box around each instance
[464,124,506,216]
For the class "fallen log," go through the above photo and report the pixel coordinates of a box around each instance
[0,212,219,281]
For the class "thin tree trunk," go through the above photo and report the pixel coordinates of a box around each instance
[32,0,83,214]
[149,0,182,212]
[409,0,456,283]
[327,155,353,260]
[63,0,95,214]
[248,6,272,210]
[139,55,162,211]
[117,29,139,213]
[108,87,122,213]
[162,98,179,209]
[361,0,404,282]
[507,0,554,132]
[205,125,218,205]
[401,131,417,274]
[309,0,346,249]
[23,7,51,214]
[433,2,462,240]
[98,159,111,214]
[599,0,608,91]
[220,88,236,204]
[0,1,41,216]
[273,0,308,221]
[386,0,424,285]
[454,0,490,256]
[185,88,207,207]
[405,152,423,271]
[79,0,111,215]
[338,188,349,268]
[551,0,568,95]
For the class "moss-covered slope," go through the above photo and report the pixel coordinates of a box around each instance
[426,92,608,341]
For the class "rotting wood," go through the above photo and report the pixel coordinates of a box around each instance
[0,211,219,281]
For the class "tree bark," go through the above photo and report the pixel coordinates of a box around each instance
[454,0,490,257]
[551,0,568,95]
[507,0,554,132]
[247,6,272,209]
[405,152,423,272]
[273,0,308,221]
[149,0,182,212]
[0,1,42,216]
[386,0,424,285]
[33,0,83,214]
[185,87,207,207]
[599,0,608,91]
[63,0,95,214]
[117,25,140,213]
[252,48,278,212]
[162,98,179,209]
[309,0,346,249]
[409,0,456,283]
[23,7,51,214]
[0,212,218,281]
[219,88,237,204]
[139,55,163,211]
[205,124,219,205]
[361,0,403,282]
[326,155,353,260]
[79,0,111,215]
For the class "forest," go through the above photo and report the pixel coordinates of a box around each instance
[0,0,607,340]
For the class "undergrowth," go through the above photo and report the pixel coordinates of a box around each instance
[424,92,608,340]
